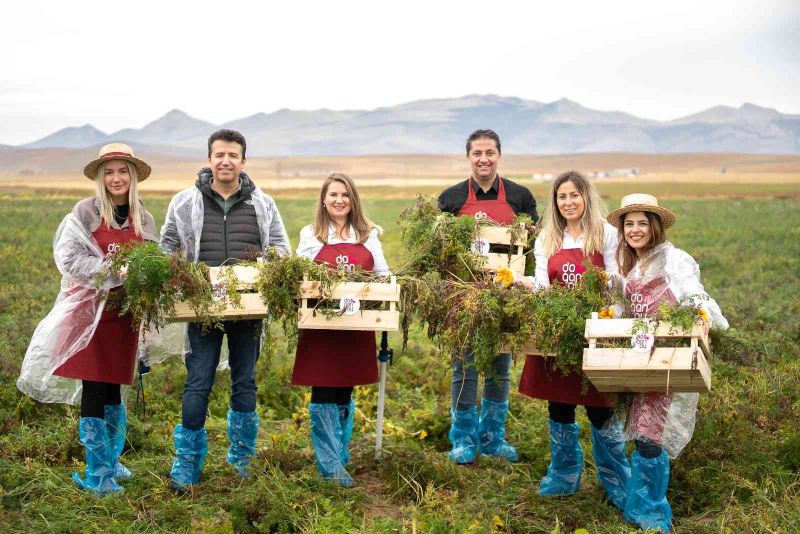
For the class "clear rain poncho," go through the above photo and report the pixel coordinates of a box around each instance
[17,214,125,405]
[602,242,729,458]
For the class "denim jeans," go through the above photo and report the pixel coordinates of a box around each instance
[451,353,512,411]
[182,320,262,430]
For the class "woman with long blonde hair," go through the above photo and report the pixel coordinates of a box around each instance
[18,143,158,495]
[292,173,390,486]
[516,171,631,509]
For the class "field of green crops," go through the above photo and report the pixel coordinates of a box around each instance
[1,188,798,533]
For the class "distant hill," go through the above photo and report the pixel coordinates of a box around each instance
[20,95,800,156]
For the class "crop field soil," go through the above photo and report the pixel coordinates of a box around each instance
[0,185,798,533]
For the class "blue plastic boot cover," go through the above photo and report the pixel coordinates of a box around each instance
[591,424,631,510]
[309,403,353,486]
[448,406,479,464]
[478,399,519,462]
[104,404,132,480]
[538,420,583,496]
[72,417,124,495]
[227,409,259,478]
[338,400,355,466]
[623,450,673,532]
[170,425,209,490]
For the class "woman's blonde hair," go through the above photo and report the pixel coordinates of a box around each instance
[616,211,668,276]
[313,173,377,244]
[539,171,608,258]
[94,160,143,235]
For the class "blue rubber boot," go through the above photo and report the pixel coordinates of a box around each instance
[624,450,673,532]
[448,406,479,464]
[591,425,631,510]
[227,409,259,478]
[169,425,208,493]
[71,417,124,495]
[309,403,353,486]
[478,399,519,462]
[104,404,132,480]
[537,420,583,496]
[338,400,355,466]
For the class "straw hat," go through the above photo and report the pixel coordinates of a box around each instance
[83,143,151,181]
[607,193,676,229]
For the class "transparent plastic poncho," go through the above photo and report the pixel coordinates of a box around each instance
[601,242,728,458]
[17,214,125,405]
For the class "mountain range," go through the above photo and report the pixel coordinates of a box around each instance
[20,95,800,156]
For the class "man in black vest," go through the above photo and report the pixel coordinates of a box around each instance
[160,129,290,492]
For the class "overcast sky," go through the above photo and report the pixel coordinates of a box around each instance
[1,0,797,145]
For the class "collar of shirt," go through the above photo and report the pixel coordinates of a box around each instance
[327,223,358,244]
[470,175,499,195]
[562,228,586,248]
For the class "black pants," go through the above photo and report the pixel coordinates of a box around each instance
[311,386,353,406]
[548,401,614,430]
[81,380,121,418]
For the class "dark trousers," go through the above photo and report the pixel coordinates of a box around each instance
[182,320,262,430]
[548,401,614,430]
[80,380,122,418]
[311,387,354,405]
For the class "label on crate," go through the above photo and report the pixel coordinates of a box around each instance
[339,295,361,316]
[631,332,655,353]
[211,281,227,302]
[470,237,490,255]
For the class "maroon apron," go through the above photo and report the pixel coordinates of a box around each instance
[519,247,612,407]
[457,176,517,225]
[625,275,679,441]
[54,221,142,385]
[291,242,379,387]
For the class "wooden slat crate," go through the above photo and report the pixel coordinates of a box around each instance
[298,276,400,332]
[499,341,550,357]
[169,265,267,322]
[581,312,712,393]
[475,225,529,277]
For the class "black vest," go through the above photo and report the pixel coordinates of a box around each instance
[197,180,262,266]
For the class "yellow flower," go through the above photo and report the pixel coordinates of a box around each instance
[599,307,615,319]
[697,308,709,322]
[417,429,428,440]
[494,266,514,287]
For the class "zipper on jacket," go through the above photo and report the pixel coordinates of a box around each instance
[223,213,228,263]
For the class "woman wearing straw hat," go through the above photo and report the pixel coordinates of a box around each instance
[292,172,391,486]
[516,171,631,510]
[17,143,158,495]
[607,194,728,532]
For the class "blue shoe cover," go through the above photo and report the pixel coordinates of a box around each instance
[104,404,132,480]
[448,406,479,464]
[623,450,673,532]
[309,403,353,486]
[227,409,259,478]
[537,420,583,496]
[169,425,208,492]
[72,417,124,495]
[338,400,355,466]
[478,399,519,462]
[591,424,631,510]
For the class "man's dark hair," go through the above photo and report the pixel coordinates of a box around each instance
[208,129,247,160]
[466,129,501,155]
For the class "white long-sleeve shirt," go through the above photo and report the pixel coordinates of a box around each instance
[296,224,391,276]
[528,222,619,289]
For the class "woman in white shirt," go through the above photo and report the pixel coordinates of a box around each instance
[292,173,390,486]
[607,194,728,532]
[516,171,631,509]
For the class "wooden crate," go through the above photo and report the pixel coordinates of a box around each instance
[169,265,267,322]
[298,276,400,332]
[475,225,528,277]
[582,312,712,393]
[499,341,550,357]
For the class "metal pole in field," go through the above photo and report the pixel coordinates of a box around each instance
[375,331,393,460]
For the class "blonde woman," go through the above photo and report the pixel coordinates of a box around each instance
[292,173,391,486]
[18,143,158,495]
[517,171,630,508]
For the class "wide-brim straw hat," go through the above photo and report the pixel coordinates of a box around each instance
[607,193,676,229]
[83,143,151,181]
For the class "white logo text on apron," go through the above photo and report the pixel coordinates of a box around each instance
[561,263,581,289]
[336,254,356,273]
